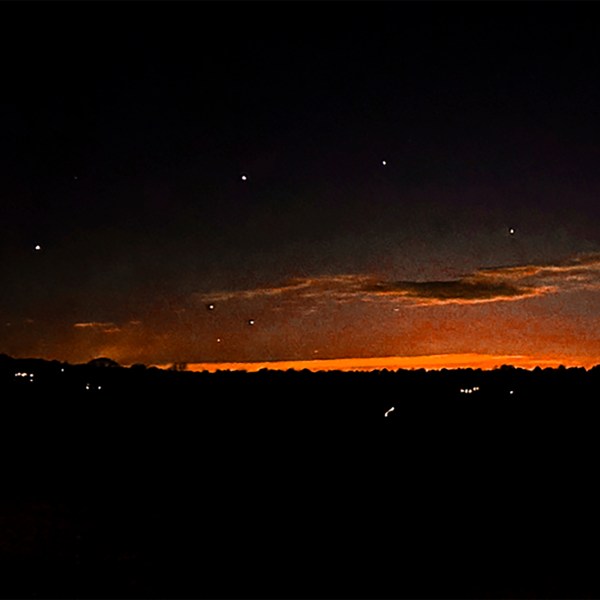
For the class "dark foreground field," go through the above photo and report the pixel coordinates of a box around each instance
[1,354,600,598]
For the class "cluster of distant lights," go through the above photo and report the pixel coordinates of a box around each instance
[460,386,480,394]
[385,386,518,416]
[14,372,35,382]
[459,386,516,396]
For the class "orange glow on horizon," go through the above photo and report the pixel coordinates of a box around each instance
[159,353,600,373]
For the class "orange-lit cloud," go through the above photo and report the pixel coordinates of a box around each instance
[194,252,600,307]
[73,322,122,334]
[361,278,548,304]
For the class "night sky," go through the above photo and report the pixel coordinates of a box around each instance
[2,2,600,370]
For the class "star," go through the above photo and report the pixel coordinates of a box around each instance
[34,245,41,251]
[248,319,255,326]
[381,160,387,166]
[240,174,248,181]
[508,228,515,235]
[207,303,215,311]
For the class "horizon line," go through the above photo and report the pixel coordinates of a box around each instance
[156,353,600,373]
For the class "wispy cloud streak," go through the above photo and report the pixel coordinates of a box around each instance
[74,322,122,333]
[194,253,600,307]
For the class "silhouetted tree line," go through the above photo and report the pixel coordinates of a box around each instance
[1,353,600,599]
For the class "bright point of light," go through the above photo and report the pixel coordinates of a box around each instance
[248,319,255,326]
[207,303,215,311]
[382,160,387,166]
[509,228,515,235]
[509,390,514,395]
[385,406,395,417]
[34,245,41,251]
[217,338,221,343]
[241,174,248,181]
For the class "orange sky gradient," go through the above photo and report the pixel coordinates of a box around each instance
[3,254,599,370]
[173,353,599,373]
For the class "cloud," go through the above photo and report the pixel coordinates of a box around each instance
[362,278,548,304]
[479,253,600,281]
[194,252,600,308]
[74,322,122,333]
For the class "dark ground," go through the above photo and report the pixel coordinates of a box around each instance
[1,354,600,598]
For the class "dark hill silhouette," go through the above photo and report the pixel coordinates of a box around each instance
[86,357,121,368]
[1,354,600,598]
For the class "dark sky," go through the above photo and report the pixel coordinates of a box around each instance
[2,2,600,368]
